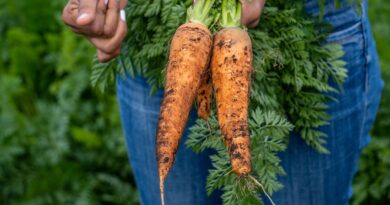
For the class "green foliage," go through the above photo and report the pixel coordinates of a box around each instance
[0,0,388,204]
[251,4,347,154]
[352,137,390,205]
[123,0,192,94]
[93,0,349,204]
[187,0,216,26]
[187,108,293,204]
[0,0,139,204]
[188,2,347,203]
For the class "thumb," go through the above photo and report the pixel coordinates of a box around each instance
[119,0,128,9]
[76,0,99,26]
[240,0,265,28]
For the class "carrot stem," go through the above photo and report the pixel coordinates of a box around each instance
[188,0,216,27]
[221,0,242,28]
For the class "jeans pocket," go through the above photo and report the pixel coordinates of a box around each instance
[323,3,368,132]
[327,22,365,89]
[326,21,362,45]
[305,0,361,27]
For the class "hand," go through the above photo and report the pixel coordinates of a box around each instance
[62,0,128,62]
[241,0,265,28]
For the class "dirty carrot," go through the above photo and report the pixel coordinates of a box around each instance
[197,69,212,119]
[211,0,252,175]
[156,0,215,204]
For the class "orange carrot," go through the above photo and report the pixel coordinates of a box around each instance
[156,1,214,201]
[211,0,252,176]
[197,69,212,119]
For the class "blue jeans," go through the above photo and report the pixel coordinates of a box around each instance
[117,0,384,204]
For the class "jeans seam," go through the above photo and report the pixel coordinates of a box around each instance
[326,21,361,43]
[358,0,369,149]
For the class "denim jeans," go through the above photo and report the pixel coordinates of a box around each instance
[117,0,384,204]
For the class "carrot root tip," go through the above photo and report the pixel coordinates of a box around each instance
[160,177,165,205]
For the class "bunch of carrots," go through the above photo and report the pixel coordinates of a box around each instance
[156,0,252,204]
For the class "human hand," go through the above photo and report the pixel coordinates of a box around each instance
[241,0,265,28]
[62,0,128,62]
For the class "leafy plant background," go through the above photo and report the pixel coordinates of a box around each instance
[0,0,388,205]
[0,0,138,204]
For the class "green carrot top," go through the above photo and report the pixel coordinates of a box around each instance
[187,0,216,27]
[221,0,242,28]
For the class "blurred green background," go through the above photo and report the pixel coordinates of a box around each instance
[0,0,388,204]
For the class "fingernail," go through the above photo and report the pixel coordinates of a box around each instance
[104,0,108,5]
[77,13,89,21]
[120,10,126,22]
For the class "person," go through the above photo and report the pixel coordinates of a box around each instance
[62,0,383,204]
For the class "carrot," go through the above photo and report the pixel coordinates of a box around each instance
[211,0,252,175]
[156,1,215,204]
[157,21,211,205]
[197,69,212,119]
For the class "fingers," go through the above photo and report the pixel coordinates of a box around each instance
[119,0,128,9]
[240,0,265,28]
[97,47,121,62]
[77,0,98,26]
[88,19,127,54]
[103,0,120,37]
[247,18,260,28]
[62,0,127,62]
[93,10,127,63]
[62,1,80,28]
[63,0,121,37]
[83,0,106,36]
[89,15,127,63]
